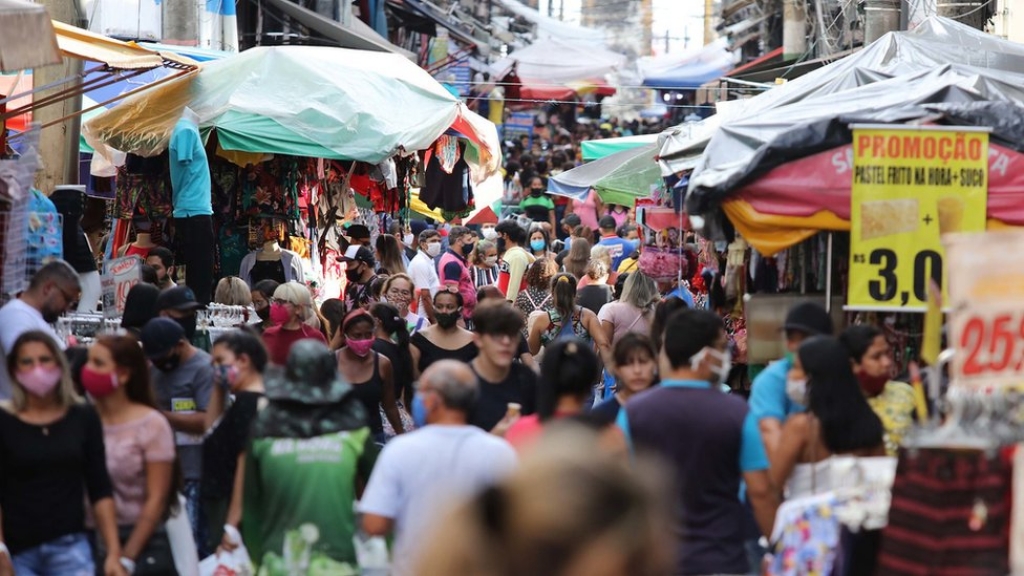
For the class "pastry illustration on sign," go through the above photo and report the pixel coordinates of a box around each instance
[860,199,919,241]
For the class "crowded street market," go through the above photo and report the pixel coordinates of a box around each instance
[3,0,1024,574]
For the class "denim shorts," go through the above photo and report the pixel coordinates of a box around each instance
[11,532,94,576]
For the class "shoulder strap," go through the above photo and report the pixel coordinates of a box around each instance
[373,351,381,378]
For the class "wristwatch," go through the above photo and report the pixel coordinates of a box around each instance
[119,557,136,574]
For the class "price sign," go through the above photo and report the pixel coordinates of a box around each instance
[947,231,1024,388]
[102,256,142,319]
[847,126,989,311]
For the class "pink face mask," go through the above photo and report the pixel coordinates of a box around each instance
[347,338,375,357]
[17,366,62,398]
[269,302,291,326]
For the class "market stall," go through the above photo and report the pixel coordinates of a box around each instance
[84,44,500,302]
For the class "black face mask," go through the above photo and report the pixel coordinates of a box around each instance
[531,189,543,196]
[435,311,461,329]
[153,352,182,373]
[255,306,271,322]
[346,265,363,283]
[174,314,197,341]
[460,243,474,257]
[497,238,507,253]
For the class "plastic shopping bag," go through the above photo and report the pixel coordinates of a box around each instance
[199,526,253,576]
[166,493,199,576]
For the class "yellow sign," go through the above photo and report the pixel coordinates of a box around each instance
[848,126,989,310]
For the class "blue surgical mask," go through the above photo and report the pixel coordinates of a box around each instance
[530,239,546,252]
[412,394,428,427]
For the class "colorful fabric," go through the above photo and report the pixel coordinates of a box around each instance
[767,494,841,576]
[867,381,916,457]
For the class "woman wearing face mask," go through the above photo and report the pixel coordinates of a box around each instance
[202,328,267,553]
[0,331,124,576]
[337,310,404,444]
[519,177,556,230]
[839,325,915,457]
[772,336,885,500]
[528,227,557,261]
[249,279,280,333]
[261,281,327,366]
[470,239,500,289]
[85,334,180,575]
[382,273,427,333]
[480,223,498,242]
[410,291,478,379]
[590,333,658,426]
[371,303,416,437]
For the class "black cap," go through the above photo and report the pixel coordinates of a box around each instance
[338,245,376,266]
[598,215,617,230]
[783,302,833,336]
[346,224,371,240]
[563,213,581,227]
[140,317,185,359]
[156,286,204,313]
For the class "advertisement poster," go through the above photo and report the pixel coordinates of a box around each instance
[101,256,142,318]
[946,231,1024,389]
[847,126,989,311]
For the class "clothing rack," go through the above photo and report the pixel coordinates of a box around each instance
[56,313,122,345]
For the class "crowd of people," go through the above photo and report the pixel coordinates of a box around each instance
[0,195,917,575]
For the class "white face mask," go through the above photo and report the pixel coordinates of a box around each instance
[481,227,497,240]
[690,347,732,385]
[484,256,498,267]
[403,233,414,246]
[786,377,808,406]
[425,242,441,258]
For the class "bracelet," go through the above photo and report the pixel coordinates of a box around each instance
[119,557,136,574]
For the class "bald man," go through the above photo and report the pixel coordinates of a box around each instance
[360,361,517,576]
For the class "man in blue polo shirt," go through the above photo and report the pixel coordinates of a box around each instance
[749,301,833,457]
[618,309,777,576]
[596,215,637,270]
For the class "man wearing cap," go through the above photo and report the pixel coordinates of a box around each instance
[596,215,637,270]
[141,317,215,553]
[749,301,834,456]
[341,245,379,312]
[157,285,204,345]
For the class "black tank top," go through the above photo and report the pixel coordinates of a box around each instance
[345,352,384,434]
[410,332,478,373]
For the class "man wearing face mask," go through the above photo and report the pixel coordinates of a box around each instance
[360,360,517,576]
[0,261,80,400]
[340,245,379,312]
[156,285,205,347]
[495,220,534,302]
[438,226,479,323]
[617,309,778,576]
[408,230,442,322]
[141,317,215,551]
[519,177,556,230]
[749,301,833,458]
[479,223,498,242]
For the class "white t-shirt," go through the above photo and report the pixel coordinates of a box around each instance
[408,251,441,298]
[0,299,65,400]
[359,425,516,576]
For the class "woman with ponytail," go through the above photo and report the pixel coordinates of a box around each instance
[506,338,600,452]
[371,302,416,436]
[527,273,608,361]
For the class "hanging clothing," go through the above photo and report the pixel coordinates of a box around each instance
[877,447,1011,576]
[49,187,97,274]
[238,250,305,286]
[421,137,474,220]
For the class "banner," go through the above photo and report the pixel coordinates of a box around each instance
[848,126,989,311]
[101,256,142,319]
[946,231,1024,389]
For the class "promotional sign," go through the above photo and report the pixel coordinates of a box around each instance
[848,126,989,311]
[946,231,1024,389]
[101,256,142,318]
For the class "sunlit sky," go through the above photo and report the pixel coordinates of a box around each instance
[537,0,708,54]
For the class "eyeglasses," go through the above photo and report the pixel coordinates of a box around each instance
[56,284,80,310]
[387,288,412,298]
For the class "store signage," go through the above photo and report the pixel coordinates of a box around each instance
[102,256,142,318]
[847,126,989,311]
[946,231,1024,388]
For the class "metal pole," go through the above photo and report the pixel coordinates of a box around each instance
[825,232,833,312]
